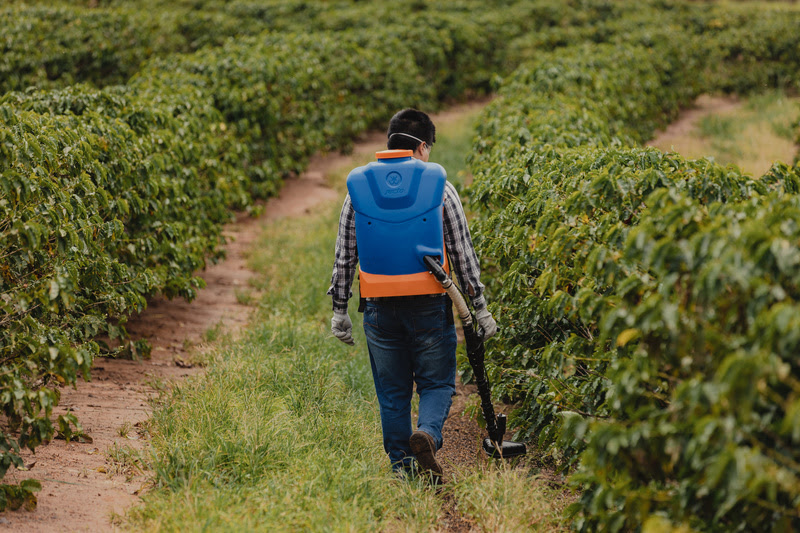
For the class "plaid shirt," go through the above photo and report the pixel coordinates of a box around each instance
[328,181,487,312]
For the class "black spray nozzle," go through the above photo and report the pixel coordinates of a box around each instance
[482,438,528,459]
[484,414,526,458]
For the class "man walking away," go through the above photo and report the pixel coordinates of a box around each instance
[328,108,497,483]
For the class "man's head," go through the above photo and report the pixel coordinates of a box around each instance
[387,108,435,162]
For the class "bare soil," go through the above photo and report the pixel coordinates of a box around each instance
[1,103,491,532]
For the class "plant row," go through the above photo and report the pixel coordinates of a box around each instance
[0,4,184,94]
[1,0,532,96]
[466,2,800,531]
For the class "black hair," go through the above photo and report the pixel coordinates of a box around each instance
[386,108,436,151]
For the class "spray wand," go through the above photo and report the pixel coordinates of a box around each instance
[423,256,526,459]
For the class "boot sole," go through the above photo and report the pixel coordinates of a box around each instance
[409,431,443,477]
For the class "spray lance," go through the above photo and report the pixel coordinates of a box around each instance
[423,255,527,459]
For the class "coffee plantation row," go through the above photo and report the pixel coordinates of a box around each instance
[467,1,800,531]
[1,0,523,97]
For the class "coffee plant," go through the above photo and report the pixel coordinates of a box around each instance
[467,1,800,530]
[0,4,186,94]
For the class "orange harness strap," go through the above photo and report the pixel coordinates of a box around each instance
[359,250,450,298]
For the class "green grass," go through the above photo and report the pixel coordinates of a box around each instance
[124,104,573,531]
[697,114,738,140]
[127,209,442,531]
[450,463,573,532]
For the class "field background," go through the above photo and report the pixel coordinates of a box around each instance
[2,0,800,531]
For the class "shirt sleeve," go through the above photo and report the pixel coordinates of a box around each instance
[327,194,358,312]
[442,181,487,310]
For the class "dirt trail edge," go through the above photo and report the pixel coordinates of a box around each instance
[2,103,490,532]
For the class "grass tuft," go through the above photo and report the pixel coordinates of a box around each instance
[448,462,575,532]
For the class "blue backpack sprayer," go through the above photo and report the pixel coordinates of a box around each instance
[347,149,526,459]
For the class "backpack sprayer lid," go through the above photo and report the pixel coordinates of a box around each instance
[376,149,414,159]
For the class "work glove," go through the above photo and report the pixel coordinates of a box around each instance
[475,307,498,340]
[331,310,354,345]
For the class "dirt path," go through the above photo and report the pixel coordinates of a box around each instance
[1,103,489,532]
[649,93,799,178]
[647,94,742,149]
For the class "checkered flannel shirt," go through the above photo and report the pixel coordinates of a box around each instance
[327,181,487,313]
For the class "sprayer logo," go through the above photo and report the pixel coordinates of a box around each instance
[385,171,402,188]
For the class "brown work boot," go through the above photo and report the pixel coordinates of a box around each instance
[409,430,443,483]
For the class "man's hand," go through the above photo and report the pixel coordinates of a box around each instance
[475,308,498,340]
[331,310,354,345]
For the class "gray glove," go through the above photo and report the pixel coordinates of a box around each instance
[331,310,354,345]
[475,308,498,340]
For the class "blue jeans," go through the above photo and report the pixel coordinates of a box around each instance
[363,296,457,471]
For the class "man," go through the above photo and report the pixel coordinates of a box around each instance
[327,108,497,482]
